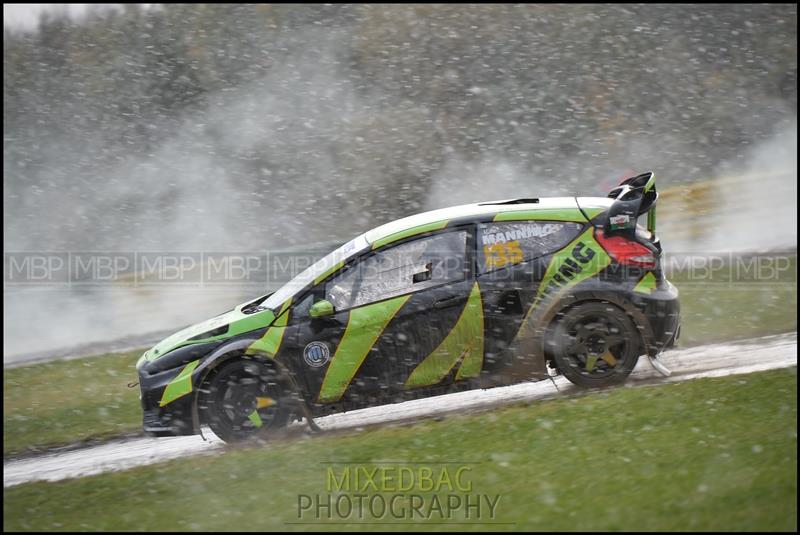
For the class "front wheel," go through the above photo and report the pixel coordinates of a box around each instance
[551,302,642,388]
[199,357,297,443]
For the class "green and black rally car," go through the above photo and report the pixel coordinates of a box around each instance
[137,172,680,442]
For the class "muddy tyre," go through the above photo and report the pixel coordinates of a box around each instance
[551,302,642,388]
[199,357,296,443]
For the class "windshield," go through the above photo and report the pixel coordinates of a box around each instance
[262,233,370,311]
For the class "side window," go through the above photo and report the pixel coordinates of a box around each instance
[477,221,583,273]
[326,230,469,310]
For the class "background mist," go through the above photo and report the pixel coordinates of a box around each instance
[4,4,797,360]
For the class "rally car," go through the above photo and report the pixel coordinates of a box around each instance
[136,172,680,442]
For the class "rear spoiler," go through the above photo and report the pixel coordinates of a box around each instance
[605,171,658,236]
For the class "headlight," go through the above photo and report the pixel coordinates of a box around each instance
[142,340,221,375]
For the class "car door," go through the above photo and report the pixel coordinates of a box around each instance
[475,220,584,379]
[289,228,474,408]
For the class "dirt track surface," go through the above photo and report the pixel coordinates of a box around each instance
[4,332,796,488]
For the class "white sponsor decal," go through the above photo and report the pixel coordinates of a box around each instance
[304,341,331,368]
[482,223,564,245]
[610,214,631,226]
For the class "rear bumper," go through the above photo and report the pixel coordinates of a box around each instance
[634,279,681,356]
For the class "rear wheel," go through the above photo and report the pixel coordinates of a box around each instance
[551,302,641,388]
[199,357,296,443]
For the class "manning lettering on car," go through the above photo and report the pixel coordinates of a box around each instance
[480,222,564,245]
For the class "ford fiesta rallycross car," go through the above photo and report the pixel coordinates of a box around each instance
[137,172,680,442]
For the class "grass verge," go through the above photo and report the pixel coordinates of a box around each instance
[668,254,796,346]
[3,350,143,456]
[4,367,797,531]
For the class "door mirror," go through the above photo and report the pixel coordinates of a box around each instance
[309,299,335,318]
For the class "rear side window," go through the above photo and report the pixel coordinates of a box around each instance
[326,230,468,310]
[477,221,583,273]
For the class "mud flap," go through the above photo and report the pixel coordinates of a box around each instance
[647,355,672,377]
[303,404,322,432]
[647,321,678,377]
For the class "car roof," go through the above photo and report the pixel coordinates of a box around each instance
[365,196,584,248]
[263,196,607,312]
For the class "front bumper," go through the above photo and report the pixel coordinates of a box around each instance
[138,364,196,436]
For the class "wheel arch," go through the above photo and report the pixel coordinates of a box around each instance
[537,290,656,364]
[188,337,306,433]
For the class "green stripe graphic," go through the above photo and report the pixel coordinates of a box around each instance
[318,295,411,403]
[405,282,484,389]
